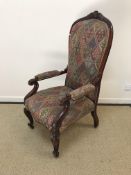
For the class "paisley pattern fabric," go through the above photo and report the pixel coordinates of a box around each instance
[25,86,94,131]
[65,19,109,89]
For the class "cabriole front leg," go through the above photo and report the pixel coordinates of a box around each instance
[50,124,60,157]
[24,108,34,129]
[50,97,70,157]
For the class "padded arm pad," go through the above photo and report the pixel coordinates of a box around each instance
[35,70,61,81]
[70,83,95,101]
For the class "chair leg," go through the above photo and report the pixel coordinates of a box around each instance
[51,127,60,158]
[91,110,99,128]
[24,108,34,129]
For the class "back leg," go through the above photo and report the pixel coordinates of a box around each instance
[91,110,99,128]
[24,108,34,129]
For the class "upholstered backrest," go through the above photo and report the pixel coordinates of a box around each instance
[65,18,110,89]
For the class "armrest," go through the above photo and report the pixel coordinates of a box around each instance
[35,70,60,81]
[69,83,95,101]
[54,83,95,129]
[35,67,68,81]
[24,67,67,104]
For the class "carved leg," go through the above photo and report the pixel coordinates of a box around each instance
[24,108,34,129]
[91,110,99,128]
[51,125,60,158]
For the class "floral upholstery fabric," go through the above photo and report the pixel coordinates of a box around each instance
[25,86,94,131]
[35,70,60,81]
[65,19,109,89]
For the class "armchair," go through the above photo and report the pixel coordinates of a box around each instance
[24,11,113,157]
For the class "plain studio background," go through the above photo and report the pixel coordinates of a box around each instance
[0,0,131,103]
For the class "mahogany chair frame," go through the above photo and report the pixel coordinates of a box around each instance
[24,11,113,157]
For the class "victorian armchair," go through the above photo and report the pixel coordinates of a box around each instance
[24,11,113,157]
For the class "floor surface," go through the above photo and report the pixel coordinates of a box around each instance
[0,104,131,175]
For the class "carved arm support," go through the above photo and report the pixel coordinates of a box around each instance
[52,83,96,131]
[24,79,39,104]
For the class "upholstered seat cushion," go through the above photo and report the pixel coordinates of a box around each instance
[25,86,95,131]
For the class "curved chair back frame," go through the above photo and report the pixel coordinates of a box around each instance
[68,11,113,106]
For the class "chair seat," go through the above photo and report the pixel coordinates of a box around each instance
[25,86,95,131]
